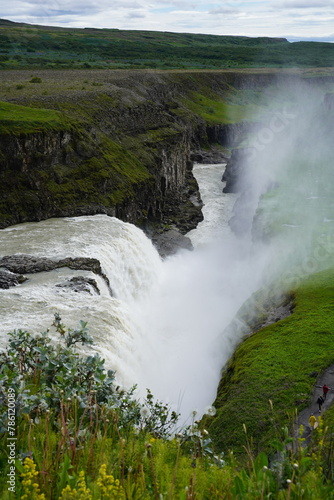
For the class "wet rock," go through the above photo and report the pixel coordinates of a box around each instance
[0,254,101,274]
[190,146,229,164]
[152,229,193,258]
[56,276,100,295]
[0,254,112,293]
[0,269,28,289]
[222,148,252,194]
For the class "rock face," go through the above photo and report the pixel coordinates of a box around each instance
[0,71,267,238]
[2,70,327,249]
[151,229,193,258]
[0,269,27,289]
[222,148,252,194]
[56,276,100,295]
[0,254,111,291]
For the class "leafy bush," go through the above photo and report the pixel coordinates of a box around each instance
[0,314,178,437]
[1,316,334,498]
[29,77,42,83]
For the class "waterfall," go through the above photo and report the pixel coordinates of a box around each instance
[0,163,270,424]
[0,216,163,389]
[2,84,333,425]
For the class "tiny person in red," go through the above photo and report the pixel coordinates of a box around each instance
[323,384,330,399]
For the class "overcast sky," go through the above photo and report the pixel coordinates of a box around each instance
[2,0,334,42]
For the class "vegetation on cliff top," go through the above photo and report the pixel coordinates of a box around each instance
[1,19,334,70]
[0,101,71,134]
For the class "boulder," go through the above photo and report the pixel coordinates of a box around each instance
[56,276,100,295]
[152,229,193,258]
[0,269,27,289]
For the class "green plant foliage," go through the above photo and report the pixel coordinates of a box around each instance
[29,76,42,83]
[1,316,334,497]
[0,20,333,69]
[0,101,70,134]
[182,91,260,125]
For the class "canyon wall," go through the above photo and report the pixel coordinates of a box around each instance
[0,70,272,236]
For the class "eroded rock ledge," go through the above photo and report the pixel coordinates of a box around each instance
[0,254,111,292]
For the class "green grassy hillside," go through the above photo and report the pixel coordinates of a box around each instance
[1,18,334,70]
[204,267,334,457]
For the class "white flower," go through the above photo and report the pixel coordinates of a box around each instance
[204,405,217,417]
[140,406,150,419]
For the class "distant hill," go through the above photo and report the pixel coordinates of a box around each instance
[0,18,333,70]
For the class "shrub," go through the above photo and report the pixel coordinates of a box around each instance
[29,77,42,83]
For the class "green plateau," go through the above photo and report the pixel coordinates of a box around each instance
[1,18,334,70]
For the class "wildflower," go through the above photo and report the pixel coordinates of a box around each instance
[263,466,268,472]
[96,464,125,499]
[204,405,216,417]
[293,463,299,469]
[140,406,150,419]
[20,457,46,500]
[59,471,92,499]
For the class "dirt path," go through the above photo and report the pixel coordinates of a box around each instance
[293,365,334,444]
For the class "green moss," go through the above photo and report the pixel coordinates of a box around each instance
[42,137,152,208]
[102,137,152,182]
[181,91,259,124]
[206,267,334,456]
[0,101,71,134]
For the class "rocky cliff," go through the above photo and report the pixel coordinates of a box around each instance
[0,69,318,248]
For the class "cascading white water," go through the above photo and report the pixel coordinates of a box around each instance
[0,163,271,425]
[133,164,275,423]
[2,81,333,425]
[0,216,163,387]
[0,80,334,428]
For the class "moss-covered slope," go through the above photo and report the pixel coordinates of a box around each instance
[204,268,334,456]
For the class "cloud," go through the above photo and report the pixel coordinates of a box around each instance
[2,0,334,40]
[276,0,334,8]
[208,7,239,15]
[127,11,145,18]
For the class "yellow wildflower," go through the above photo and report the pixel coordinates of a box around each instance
[59,471,92,500]
[96,464,125,499]
[20,457,45,500]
